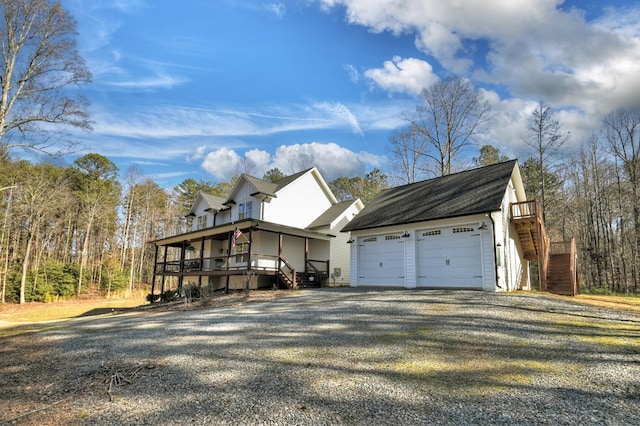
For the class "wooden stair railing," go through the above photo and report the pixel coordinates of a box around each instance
[510,201,578,296]
[277,256,297,289]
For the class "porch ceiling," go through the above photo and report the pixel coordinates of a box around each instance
[149,219,335,247]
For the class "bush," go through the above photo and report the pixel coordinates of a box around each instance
[146,293,161,302]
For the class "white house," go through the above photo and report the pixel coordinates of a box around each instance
[342,160,536,292]
[150,168,363,297]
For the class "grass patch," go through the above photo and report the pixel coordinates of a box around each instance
[550,318,640,351]
[572,294,640,313]
[0,296,147,324]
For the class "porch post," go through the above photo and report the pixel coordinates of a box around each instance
[150,244,159,303]
[304,238,309,273]
[178,241,187,292]
[248,228,253,272]
[226,230,233,293]
[278,233,283,272]
[198,236,205,288]
[160,246,168,300]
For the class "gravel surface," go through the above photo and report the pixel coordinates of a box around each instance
[1,288,640,425]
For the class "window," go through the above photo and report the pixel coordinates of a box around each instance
[233,242,250,263]
[385,235,401,240]
[453,227,475,233]
[196,215,207,230]
[422,230,441,237]
[362,237,377,243]
[239,201,253,220]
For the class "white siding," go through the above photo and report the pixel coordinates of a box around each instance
[263,172,333,228]
[189,197,213,232]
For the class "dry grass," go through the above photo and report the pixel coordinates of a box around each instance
[0,289,291,328]
[0,296,148,325]
[571,294,640,313]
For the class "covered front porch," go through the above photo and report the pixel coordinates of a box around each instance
[149,220,333,301]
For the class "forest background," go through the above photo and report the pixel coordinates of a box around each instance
[2,0,640,304]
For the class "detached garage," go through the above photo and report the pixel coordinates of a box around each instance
[342,160,532,292]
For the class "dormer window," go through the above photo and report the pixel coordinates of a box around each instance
[239,201,253,220]
[196,215,207,230]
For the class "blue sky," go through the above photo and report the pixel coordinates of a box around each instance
[59,0,640,188]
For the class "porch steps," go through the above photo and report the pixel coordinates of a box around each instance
[546,253,579,296]
[296,272,324,288]
[277,271,296,289]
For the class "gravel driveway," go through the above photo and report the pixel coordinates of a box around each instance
[2,288,640,425]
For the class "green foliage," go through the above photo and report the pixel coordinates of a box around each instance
[473,145,509,167]
[172,178,219,223]
[263,168,286,182]
[520,157,561,201]
[101,263,129,294]
[4,262,83,302]
[329,168,389,203]
[40,262,80,299]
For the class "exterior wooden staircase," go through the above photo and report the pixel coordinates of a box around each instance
[510,201,579,296]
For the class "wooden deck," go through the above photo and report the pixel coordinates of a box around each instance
[510,201,578,295]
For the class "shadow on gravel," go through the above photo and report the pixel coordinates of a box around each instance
[1,288,639,425]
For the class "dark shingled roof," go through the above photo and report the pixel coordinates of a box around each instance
[342,160,517,232]
[201,193,226,211]
[307,200,358,230]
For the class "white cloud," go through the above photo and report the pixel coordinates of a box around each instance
[201,148,243,180]
[319,0,640,137]
[311,102,363,135]
[265,2,286,18]
[90,102,371,140]
[105,74,187,89]
[199,143,386,182]
[344,64,360,83]
[245,149,272,172]
[187,145,207,162]
[364,56,439,95]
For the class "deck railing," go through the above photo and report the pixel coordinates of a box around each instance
[509,200,549,291]
[510,200,541,221]
[155,252,283,274]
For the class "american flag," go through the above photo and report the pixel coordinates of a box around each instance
[232,228,243,248]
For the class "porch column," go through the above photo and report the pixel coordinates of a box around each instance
[225,230,233,293]
[160,246,168,300]
[178,241,187,291]
[150,244,159,303]
[304,238,309,273]
[278,233,283,272]
[198,236,205,288]
[248,228,254,271]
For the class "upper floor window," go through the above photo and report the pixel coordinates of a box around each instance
[239,201,253,220]
[196,215,207,230]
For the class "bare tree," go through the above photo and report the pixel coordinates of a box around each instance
[409,77,490,176]
[525,100,569,219]
[388,126,427,184]
[0,0,91,154]
[603,109,640,290]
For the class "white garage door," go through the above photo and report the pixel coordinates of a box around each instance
[358,234,405,286]
[417,226,483,288]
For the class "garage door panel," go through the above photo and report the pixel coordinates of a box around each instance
[417,226,483,288]
[358,235,405,286]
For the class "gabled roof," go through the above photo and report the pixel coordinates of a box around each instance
[342,160,519,232]
[188,192,227,216]
[224,167,338,204]
[245,175,278,197]
[273,168,311,191]
[307,199,363,230]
